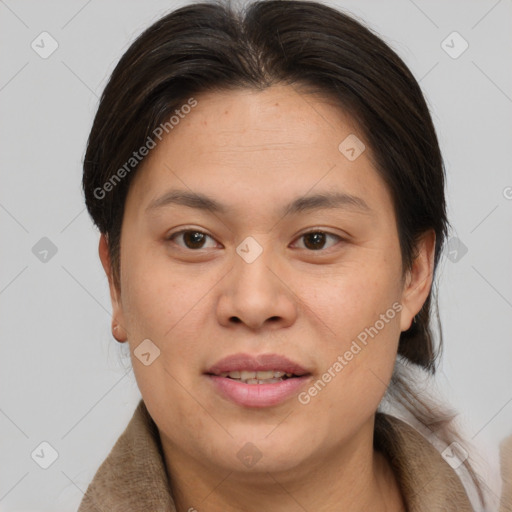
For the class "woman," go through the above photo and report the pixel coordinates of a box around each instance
[78,1,488,510]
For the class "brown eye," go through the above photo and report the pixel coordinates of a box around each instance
[169,230,216,250]
[295,231,341,251]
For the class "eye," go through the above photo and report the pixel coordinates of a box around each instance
[292,231,343,251]
[167,229,218,250]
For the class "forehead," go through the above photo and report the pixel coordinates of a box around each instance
[167,85,361,163]
[126,85,392,218]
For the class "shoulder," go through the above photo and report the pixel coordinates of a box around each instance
[374,413,474,512]
[500,434,512,512]
[77,400,175,511]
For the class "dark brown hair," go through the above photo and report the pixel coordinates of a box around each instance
[82,0,484,503]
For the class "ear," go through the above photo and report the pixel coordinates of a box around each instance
[99,233,128,343]
[399,230,436,332]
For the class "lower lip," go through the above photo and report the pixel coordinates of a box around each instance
[207,375,310,408]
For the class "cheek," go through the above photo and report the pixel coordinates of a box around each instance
[296,257,402,342]
[120,255,214,422]
[118,259,205,408]
[120,240,211,339]
[293,256,402,402]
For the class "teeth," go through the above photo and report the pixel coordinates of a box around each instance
[246,378,284,384]
[254,370,274,380]
[218,370,296,382]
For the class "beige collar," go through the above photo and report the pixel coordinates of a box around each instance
[78,400,474,511]
[374,413,474,511]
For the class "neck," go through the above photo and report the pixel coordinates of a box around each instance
[161,416,404,512]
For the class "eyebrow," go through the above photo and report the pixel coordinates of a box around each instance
[145,189,371,216]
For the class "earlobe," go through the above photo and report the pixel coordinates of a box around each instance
[399,303,414,332]
[112,323,128,343]
[399,230,436,332]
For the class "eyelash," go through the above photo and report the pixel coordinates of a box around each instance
[166,229,344,252]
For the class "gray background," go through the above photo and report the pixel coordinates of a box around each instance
[0,0,511,510]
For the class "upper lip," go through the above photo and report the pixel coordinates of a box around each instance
[206,353,309,376]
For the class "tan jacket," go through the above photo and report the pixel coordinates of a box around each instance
[501,435,512,512]
[78,399,475,512]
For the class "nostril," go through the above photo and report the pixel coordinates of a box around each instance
[230,317,241,323]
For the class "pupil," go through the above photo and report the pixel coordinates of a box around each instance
[304,232,325,250]
[184,231,205,249]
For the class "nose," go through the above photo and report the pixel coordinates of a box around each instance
[216,241,298,331]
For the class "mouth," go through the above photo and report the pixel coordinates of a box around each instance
[214,370,300,384]
[205,353,311,407]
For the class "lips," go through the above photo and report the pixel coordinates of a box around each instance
[205,353,311,407]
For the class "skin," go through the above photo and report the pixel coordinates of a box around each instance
[99,84,435,512]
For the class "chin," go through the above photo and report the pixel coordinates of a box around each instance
[204,427,315,474]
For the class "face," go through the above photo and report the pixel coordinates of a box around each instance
[100,84,433,478]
